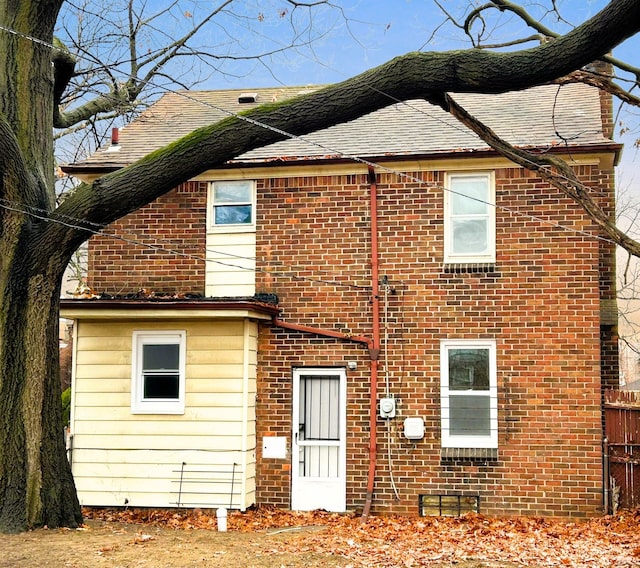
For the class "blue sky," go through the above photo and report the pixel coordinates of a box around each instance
[199,1,621,89]
[60,0,638,180]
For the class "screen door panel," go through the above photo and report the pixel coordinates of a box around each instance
[291,368,346,511]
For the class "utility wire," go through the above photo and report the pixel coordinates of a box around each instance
[1,19,615,205]
[0,198,371,291]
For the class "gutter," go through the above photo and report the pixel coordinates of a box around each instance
[61,143,623,177]
[59,297,280,316]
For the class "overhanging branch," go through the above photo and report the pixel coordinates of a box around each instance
[445,93,640,256]
[50,0,640,258]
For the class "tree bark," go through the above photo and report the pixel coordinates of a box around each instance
[0,0,82,532]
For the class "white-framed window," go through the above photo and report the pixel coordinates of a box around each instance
[131,331,186,414]
[208,180,255,231]
[444,172,495,263]
[440,339,498,449]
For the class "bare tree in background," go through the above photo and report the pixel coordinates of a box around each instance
[53,0,351,290]
[433,0,640,385]
[54,0,350,179]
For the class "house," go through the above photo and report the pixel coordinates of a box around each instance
[61,80,620,518]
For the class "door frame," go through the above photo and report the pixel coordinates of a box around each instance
[291,367,347,512]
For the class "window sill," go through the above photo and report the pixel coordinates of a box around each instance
[440,447,498,462]
[442,263,498,274]
[207,224,256,234]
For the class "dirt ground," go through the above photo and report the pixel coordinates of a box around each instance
[0,520,350,568]
[1,507,639,568]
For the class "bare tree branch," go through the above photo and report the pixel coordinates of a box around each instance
[443,93,640,256]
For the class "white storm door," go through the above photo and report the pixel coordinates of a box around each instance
[291,368,346,512]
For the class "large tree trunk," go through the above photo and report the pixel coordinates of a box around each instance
[0,0,82,532]
[0,255,82,532]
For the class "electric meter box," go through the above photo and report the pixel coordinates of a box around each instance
[403,417,425,440]
[379,397,396,419]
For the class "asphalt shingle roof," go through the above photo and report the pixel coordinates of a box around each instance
[67,83,612,170]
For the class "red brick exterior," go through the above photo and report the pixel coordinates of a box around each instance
[254,165,615,518]
[88,181,207,295]
[85,158,616,518]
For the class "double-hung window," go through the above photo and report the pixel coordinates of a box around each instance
[209,180,255,230]
[441,340,497,448]
[444,172,495,264]
[131,331,186,414]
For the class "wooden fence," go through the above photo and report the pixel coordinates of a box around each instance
[604,389,640,511]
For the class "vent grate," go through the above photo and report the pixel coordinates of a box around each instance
[238,92,258,103]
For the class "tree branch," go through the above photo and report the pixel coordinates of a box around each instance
[443,93,640,255]
[51,0,640,257]
[52,38,76,108]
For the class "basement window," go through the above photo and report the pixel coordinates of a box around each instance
[419,494,480,517]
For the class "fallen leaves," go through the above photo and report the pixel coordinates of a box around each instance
[83,506,640,567]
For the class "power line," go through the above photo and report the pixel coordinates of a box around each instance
[1,18,614,203]
[0,198,371,291]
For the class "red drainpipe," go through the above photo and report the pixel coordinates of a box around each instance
[363,166,381,517]
[271,166,382,518]
[272,318,373,350]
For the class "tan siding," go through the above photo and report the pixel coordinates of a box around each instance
[188,364,245,380]
[73,405,255,423]
[205,232,256,297]
[71,318,257,510]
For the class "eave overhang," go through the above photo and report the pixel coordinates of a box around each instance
[60,297,280,321]
[60,143,623,180]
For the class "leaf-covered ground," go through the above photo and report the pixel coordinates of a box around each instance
[82,506,640,567]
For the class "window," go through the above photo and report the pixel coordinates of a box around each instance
[209,180,255,230]
[440,340,497,448]
[131,331,186,414]
[444,172,495,263]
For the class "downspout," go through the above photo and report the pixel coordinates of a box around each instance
[363,166,381,518]
[272,318,373,350]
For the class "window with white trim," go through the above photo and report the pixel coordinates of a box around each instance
[209,180,255,230]
[440,340,497,448]
[131,331,186,414]
[444,172,495,263]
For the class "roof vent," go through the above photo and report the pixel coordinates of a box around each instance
[238,92,258,104]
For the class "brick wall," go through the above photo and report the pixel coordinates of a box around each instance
[87,181,207,295]
[255,164,614,518]
[83,158,616,518]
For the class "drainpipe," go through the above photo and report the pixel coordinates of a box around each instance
[272,318,373,351]
[363,166,381,518]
